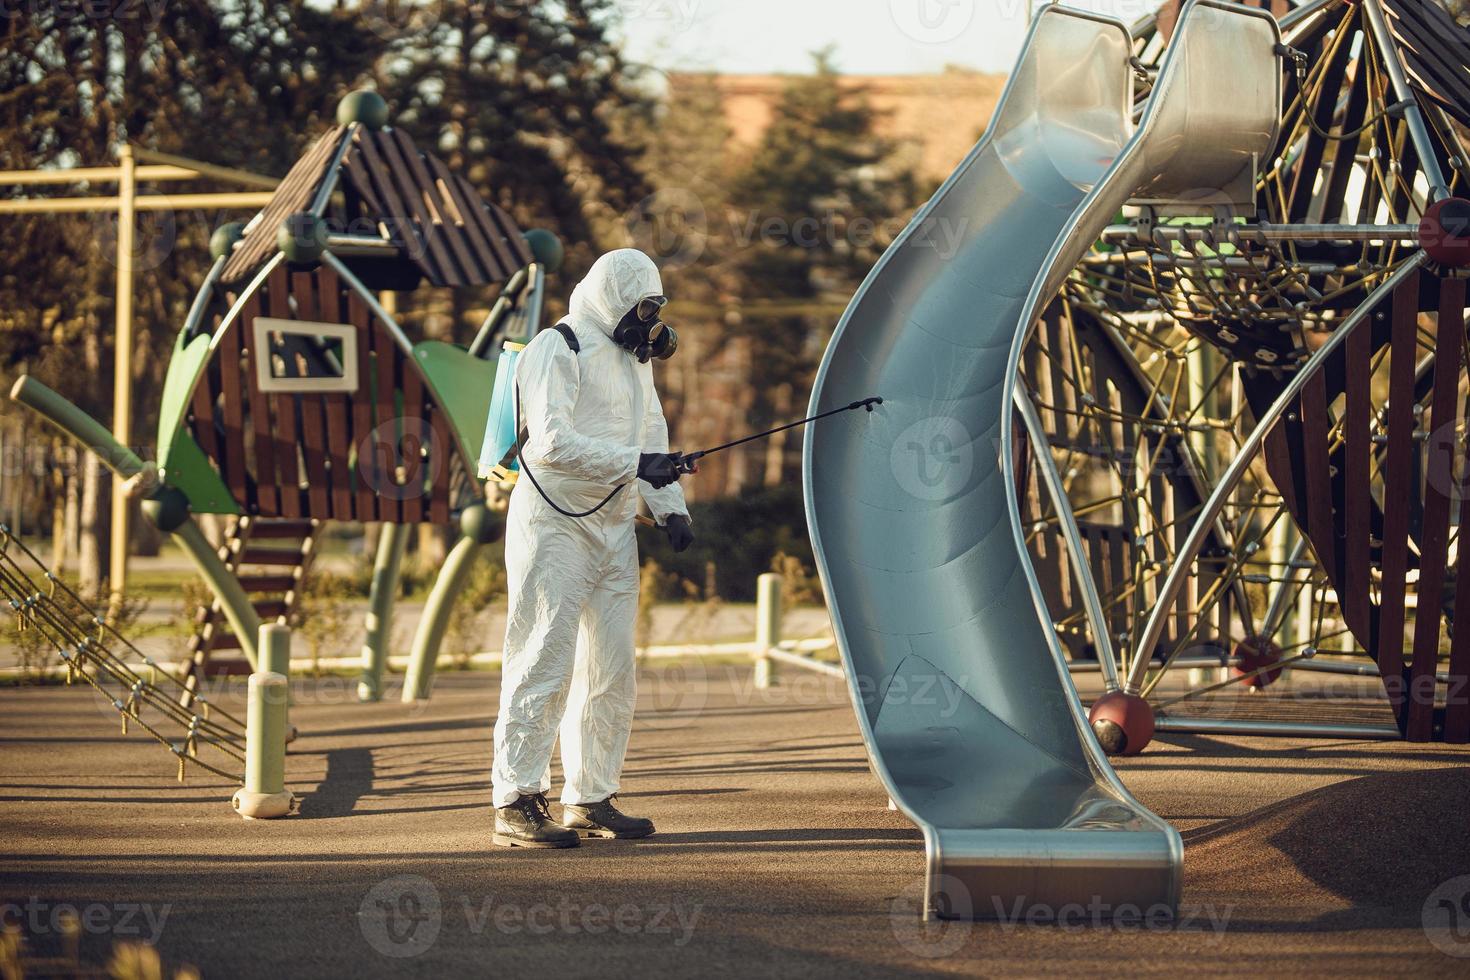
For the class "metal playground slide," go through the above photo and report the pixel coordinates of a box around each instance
[804,1,1282,918]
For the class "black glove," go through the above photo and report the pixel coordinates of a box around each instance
[663,514,694,553]
[638,452,680,489]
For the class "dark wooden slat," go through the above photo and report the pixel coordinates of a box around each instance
[388,129,479,284]
[348,133,414,250]
[349,289,381,521]
[400,347,428,523]
[204,658,253,677]
[429,398,452,525]
[426,157,501,278]
[238,574,300,593]
[483,196,533,269]
[221,128,346,285]
[1385,5,1470,122]
[1443,277,1470,743]
[1287,27,1356,223]
[190,365,222,474]
[315,265,356,520]
[218,299,251,509]
[242,287,280,516]
[239,548,307,567]
[1321,57,1371,225]
[373,324,405,525]
[457,174,521,275]
[253,599,289,620]
[1341,318,1373,641]
[268,269,304,518]
[373,130,463,285]
[1388,117,1423,225]
[1299,372,1340,584]
[291,271,333,517]
[1406,275,1461,741]
[247,519,315,539]
[1374,269,1421,726]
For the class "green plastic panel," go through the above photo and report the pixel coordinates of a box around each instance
[164,429,240,515]
[412,341,497,467]
[157,330,213,470]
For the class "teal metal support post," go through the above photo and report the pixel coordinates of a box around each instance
[401,534,486,702]
[358,524,408,702]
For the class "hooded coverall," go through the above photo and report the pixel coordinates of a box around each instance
[491,249,689,808]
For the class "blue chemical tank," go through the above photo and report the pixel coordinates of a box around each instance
[477,340,525,482]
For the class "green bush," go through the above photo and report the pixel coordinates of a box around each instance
[638,484,816,602]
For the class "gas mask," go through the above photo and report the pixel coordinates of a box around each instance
[612,295,678,363]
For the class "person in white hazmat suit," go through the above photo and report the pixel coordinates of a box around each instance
[492,249,694,849]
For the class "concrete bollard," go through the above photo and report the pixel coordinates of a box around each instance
[259,622,292,677]
[258,622,298,743]
[231,671,295,819]
[755,572,781,690]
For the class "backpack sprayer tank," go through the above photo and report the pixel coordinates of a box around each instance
[478,340,525,483]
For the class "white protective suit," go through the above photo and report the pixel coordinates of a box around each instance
[492,249,689,808]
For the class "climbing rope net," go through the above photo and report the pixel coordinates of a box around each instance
[0,524,245,782]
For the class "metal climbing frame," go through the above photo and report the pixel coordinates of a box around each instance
[1014,0,1470,746]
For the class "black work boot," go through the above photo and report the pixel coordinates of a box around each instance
[493,793,580,848]
[561,796,655,839]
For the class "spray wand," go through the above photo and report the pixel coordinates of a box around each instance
[633,396,883,527]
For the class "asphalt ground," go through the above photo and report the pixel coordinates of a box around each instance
[3,664,1469,977]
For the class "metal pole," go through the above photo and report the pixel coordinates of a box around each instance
[109,145,135,602]
[231,670,294,819]
[1124,254,1427,694]
[1152,716,1400,739]
[401,534,486,702]
[755,572,780,689]
[260,622,292,677]
[358,523,408,702]
[1014,388,1119,689]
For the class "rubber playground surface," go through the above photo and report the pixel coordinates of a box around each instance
[2,665,1468,977]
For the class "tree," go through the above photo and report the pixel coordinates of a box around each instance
[0,3,380,589]
[0,2,651,581]
[725,52,919,489]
